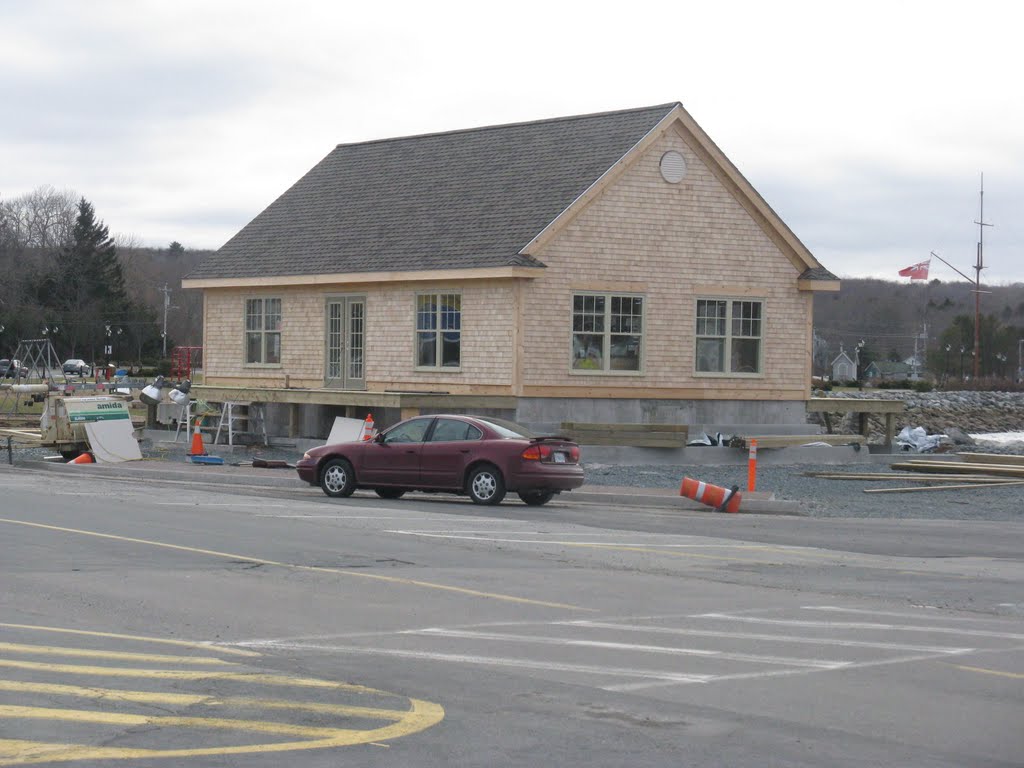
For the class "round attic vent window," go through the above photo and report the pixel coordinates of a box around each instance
[659,151,687,183]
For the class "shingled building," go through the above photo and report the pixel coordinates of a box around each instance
[183,102,838,437]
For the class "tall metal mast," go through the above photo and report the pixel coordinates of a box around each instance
[973,173,993,379]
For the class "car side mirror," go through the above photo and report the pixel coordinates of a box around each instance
[374,432,386,444]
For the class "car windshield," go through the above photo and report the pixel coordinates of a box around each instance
[476,417,536,439]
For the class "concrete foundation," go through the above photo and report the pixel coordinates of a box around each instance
[259,397,812,442]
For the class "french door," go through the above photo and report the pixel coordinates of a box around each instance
[325,296,365,389]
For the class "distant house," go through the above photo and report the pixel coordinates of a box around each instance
[864,360,914,381]
[831,349,856,382]
[183,102,839,436]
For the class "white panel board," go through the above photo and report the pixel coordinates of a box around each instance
[327,416,365,445]
[84,420,143,463]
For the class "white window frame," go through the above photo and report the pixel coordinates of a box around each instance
[244,297,282,367]
[694,297,764,377]
[415,292,461,371]
[570,292,644,375]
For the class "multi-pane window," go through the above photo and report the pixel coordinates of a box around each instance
[245,297,281,365]
[416,293,461,368]
[695,299,762,374]
[572,293,643,372]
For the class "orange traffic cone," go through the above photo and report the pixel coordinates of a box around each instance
[361,413,375,441]
[189,419,207,456]
[69,452,94,464]
[679,476,742,513]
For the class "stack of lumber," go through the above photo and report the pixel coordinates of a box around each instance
[806,453,1024,493]
[0,426,42,445]
[559,422,688,448]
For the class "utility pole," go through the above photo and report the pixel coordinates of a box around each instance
[158,283,175,357]
[973,173,993,379]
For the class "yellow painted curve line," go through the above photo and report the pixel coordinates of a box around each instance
[0,698,445,765]
[0,680,413,720]
[0,628,446,764]
[0,517,589,612]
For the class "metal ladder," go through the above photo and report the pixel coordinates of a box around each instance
[212,401,268,447]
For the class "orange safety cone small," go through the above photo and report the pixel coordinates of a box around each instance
[69,452,94,464]
[361,413,375,441]
[679,476,742,513]
[189,418,207,456]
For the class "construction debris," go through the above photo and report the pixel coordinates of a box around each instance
[807,452,1024,495]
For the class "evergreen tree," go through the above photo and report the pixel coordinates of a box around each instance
[46,199,130,358]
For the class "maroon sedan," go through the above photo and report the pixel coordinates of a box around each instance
[296,414,584,506]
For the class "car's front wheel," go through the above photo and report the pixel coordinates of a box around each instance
[517,491,554,506]
[467,464,506,505]
[320,458,356,498]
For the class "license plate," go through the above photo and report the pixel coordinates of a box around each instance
[553,452,566,463]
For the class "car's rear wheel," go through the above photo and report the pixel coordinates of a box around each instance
[375,488,406,499]
[517,490,554,506]
[320,458,356,498]
[467,464,506,505]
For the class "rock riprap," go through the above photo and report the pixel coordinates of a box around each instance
[808,390,1024,448]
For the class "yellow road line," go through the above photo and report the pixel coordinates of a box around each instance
[0,680,412,720]
[0,658,379,690]
[0,705,366,737]
[0,643,234,665]
[949,663,1024,679]
[0,518,588,612]
[0,698,444,765]
[0,623,259,657]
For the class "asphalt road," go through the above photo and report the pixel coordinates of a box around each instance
[1,465,1022,767]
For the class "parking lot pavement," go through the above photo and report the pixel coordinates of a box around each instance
[2,466,1023,766]
[10,458,801,514]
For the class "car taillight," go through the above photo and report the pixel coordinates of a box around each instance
[569,446,580,462]
[521,444,553,461]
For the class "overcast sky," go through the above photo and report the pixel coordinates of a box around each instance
[3,0,1021,283]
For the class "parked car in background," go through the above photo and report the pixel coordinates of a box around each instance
[0,359,29,378]
[62,359,92,377]
[297,414,585,506]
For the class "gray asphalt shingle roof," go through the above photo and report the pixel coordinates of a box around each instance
[189,104,679,280]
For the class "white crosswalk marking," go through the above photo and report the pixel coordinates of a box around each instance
[235,604,1019,694]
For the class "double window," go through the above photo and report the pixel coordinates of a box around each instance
[416,293,461,369]
[695,299,762,374]
[572,293,643,372]
[245,297,281,365]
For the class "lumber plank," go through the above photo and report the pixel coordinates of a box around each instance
[806,398,904,414]
[956,453,1024,466]
[804,472,1020,482]
[863,479,1024,493]
[892,461,1024,478]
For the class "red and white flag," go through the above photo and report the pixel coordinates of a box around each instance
[898,259,930,280]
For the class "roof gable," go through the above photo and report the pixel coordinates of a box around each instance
[188,104,677,281]
[521,105,835,286]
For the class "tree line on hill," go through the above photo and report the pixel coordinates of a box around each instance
[4,184,1022,385]
[813,277,1024,384]
[0,186,207,369]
